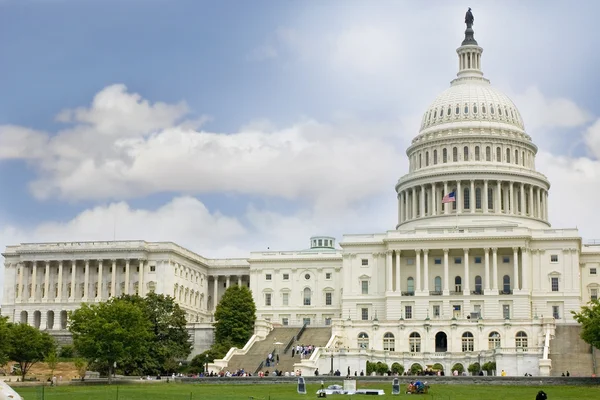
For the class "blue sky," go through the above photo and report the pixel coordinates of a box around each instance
[2,0,600,297]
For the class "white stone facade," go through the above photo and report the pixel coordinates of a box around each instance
[3,18,600,375]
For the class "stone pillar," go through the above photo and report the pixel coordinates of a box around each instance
[536,187,541,218]
[96,260,103,301]
[398,192,404,224]
[415,249,421,292]
[226,275,230,288]
[520,183,525,214]
[111,260,117,298]
[213,276,219,311]
[496,181,502,213]
[509,182,514,214]
[237,275,242,286]
[69,260,76,301]
[386,251,393,292]
[17,263,24,302]
[404,191,409,220]
[492,248,498,291]
[483,180,489,213]
[56,261,63,302]
[443,248,450,294]
[423,250,429,292]
[395,250,401,293]
[444,181,449,214]
[484,248,490,292]
[470,180,475,213]
[420,185,425,217]
[411,187,417,219]
[457,181,462,213]
[42,261,50,302]
[463,248,470,294]
[139,259,145,297]
[512,247,519,291]
[125,259,130,295]
[521,248,530,292]
[31,262,38,301]
[83,259,90,301]
[544,191,549,220]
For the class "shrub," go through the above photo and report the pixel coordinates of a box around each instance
[391,362,404,375]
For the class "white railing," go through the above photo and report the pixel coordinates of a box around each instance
[543,330,551,359]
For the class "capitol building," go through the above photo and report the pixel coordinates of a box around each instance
[2,14,600,377]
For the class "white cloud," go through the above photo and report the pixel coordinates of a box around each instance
[583,118,600,159]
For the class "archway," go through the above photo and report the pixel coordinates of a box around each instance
[20,311,28,324]
[46,311,55,330]
[435,331,447,352]
[60,310,68,329]
[33,311,41,329]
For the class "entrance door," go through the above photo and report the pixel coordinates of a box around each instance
[435,332,447,352]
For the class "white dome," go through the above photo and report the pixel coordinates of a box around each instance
[420,80,524,132]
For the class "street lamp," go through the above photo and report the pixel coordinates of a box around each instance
[330,352,334,375]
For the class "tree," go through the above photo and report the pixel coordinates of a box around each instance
[214,285,256,348]
[119,293,191,374]
[45,350,58,378]
[6,323,56,381]
[467,362,481,375]
[74,358,88,381]
[69,297,152,384]
[0,317,10,370]
[572,299,600,349]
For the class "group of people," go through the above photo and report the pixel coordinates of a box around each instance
[291,344,316,359]
[265,352,279,367]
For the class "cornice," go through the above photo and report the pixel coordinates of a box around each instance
[408,132,536,154]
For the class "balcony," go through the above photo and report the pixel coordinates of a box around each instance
[429,291,443,296]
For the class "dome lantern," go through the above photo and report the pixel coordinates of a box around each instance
[456,8,484,80]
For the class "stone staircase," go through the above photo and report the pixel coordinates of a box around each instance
[549,325,598,376]
[276,327,333,374]
[225,327,298,373]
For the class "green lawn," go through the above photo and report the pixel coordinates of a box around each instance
[14,382,600,400]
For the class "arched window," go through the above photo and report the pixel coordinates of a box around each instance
[454,276,462,292]
[463,187,470,209]
[443,148,448,163]
[434,276,442,292]
[499,106,503,116]
[506,148,511,163]
[515,331,528,348]
[473,103,478,114]
[463,146,469,161]
[503,275,511,294]
[453,147,458,162]
[488,331,501,349]
[433,149,438,165]
[455,105,460,115]
[486,146,491,161]
[515,149,519,165]
[496,147,501,162]
[383,332,395,352]
[303,287,312,305]
[419,153,422,168]
[474,276,482,293]
[491,105,495,115]
[475,146,480,161]
[487,188,494,210]
[358,332,369,349]
[407,277,415,294]
[475,187,482,209]
[482,104,487,114]
[425,151,429,166]
[447,106,451,116]
[464,104,469,114]
[522,151,525,166]
[409,332,421,352]
[433,110,437,119]
[462,332,474,352]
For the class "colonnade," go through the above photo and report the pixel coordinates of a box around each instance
[210,274,248,312]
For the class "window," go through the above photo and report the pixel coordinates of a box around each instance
[473,103,478,114]
[282,292,289,306]
[150,265,156,272]
[361,308,369,320]
[474,276,482,293]
[265,293,272,306]
[407,277,414,294]
[550,255,558,263]
[503,275,511,293]
[318,239,323,246]
[443,148,448,163]
[358,332,369,349]
[383,332,395,351]
[303,317,311,325]
[282,317,289,326]
[491,105,495,115]
[463,146,469,161]
[506,148,511,163]
[503,304,510,319]
[502,256,510,263]
[325,317,332,325]
[464,104,469,114]
[482,104,486,114]
[453,147,458,162]
[515,331,528,348]
[433,305,440,318]
[361,259,369,266]
[474,257,482,264]
[433,150,438,164]
[405,305,413,319]
[463,187,470,209]
[266,274,272,281]
[552,305,560,319]
[419,154,422,168]
[496,147,501,162]
[515,149,519,165]
[454,276,462,292]
[591,288,598,301]
[425,151,429,166]
[283,273,289,280]
[447,106,451,116]
[455,105,460,115]
[488,188,493,210]
[409,332,421,352]
[303,288,312,305]
[486,146,491,161]
[326,273,332,280]
[434,258,442,265]
[488,332,501,349]
[462,332,474,352]
[305,273,311,280]
[434,276,442,292]
[551,277,559,292]
[475,187,482,209]
[325,292,332,306]
[590,268,597,275]
[454,257,462,264]
[361,280,369,295]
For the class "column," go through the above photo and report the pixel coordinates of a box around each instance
[69,260,76,301]
[419,185,425,217]
[496,181,502,213]
[529,185,534,217]
[415,249,421,292]
[492,248,498,291]
[483,248,490,292]
[509,182,514,214]
[443,248,450,294]
[399,193,404,224]
[457,181,462,213]
[238,275,242,286]
[96,260,103,301]
[110,260,116,298]
[423,250,429,292]
[431,184,437,216]
[411,187,417,219]
[83,260,90,301]
[395,250,401,293]
[521,248,530,292]
[463,248,470,294]
[536,187,541,218]
[520,183,525,214]
[125,259,130,295]
[470,180,475,213]
[444,181,449,214]
[226,275,231,288]
[31,262,37,301]
[42,261,50,302]
[544,191,549,220]
[404,191,409,220]
[213,276,219,311]
[386,251,393,292]
[57,261,63,301]
[483,180,489,213]
[512,247,520,291]
[139,259,145,297]
[17,263,24,302]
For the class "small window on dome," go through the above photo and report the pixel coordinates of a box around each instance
[443,148,448,163]
[433,110,437,118]
[447,106,451,116]
[425,151,429,166]
[475,146,480,161]
[464,104,469,114]
[490,105,495,115]
[482,105,487,114]
[453,147,458,162]
[455,106,460,115]
[428,112,432,121]
[498,107,502,116]
[433,149,438,165]
[505,107,509,117]
[473,104,478,114]
[510,109,515,119]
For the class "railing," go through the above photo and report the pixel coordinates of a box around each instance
[284,322,309,354]
[471,290,483,295]
[450,291,463,295]
[429,291,443,296]
[500,290,513,295]
[254,361,264,375]
[402,291,415,296]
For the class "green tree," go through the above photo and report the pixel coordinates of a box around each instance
[572,299,600,349]
[0,316,10,369]
[6,323,56,381]
[468,362,481,375]
[214,285,256,348]
[391,362,404,375]
[74,358,88,381]
[69,298,152,384]
[45,350,58,378]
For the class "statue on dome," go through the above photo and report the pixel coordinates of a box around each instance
[465,7,474,29]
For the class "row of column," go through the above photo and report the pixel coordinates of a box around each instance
[385,247,528,295]
[211,274,246,311]
[398,180,549,223]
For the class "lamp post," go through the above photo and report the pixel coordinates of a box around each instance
[330,352,334,375]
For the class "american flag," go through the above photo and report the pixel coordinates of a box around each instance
[442,191,456,203]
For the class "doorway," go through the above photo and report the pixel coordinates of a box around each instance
[435,331,447,352]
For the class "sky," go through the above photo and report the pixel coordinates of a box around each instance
[1,0,600,301]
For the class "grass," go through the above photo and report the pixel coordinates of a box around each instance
[14,382,600,400]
